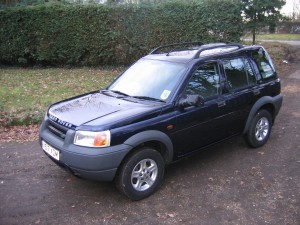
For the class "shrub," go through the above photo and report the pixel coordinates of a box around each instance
[0,1,243,66]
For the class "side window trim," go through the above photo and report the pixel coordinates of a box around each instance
[242,57,257,87]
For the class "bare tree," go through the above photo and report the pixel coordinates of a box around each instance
[292,0,300,21]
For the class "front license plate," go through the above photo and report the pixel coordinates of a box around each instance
[42,141,60,161]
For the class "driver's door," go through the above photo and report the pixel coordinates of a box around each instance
[171,62,226,156]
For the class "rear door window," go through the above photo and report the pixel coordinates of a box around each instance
[223,57,257,92]
[223,58,247,92]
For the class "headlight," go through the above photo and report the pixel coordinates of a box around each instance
[74,130,111,147]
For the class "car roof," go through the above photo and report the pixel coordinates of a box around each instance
[143,42,262,64]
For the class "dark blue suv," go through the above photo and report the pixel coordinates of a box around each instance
[39,42,282,200]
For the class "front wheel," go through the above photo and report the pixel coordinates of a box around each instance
[115,147,165,201]
[246,109,272,148]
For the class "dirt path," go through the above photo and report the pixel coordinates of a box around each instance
[0,47,299,225]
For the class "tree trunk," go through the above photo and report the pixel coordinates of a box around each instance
[252,28,256,45]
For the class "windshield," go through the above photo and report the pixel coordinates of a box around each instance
[108,59,186,101]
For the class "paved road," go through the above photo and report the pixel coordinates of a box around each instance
[261,40,300,46]
[1,62,300,224]
[243,38,300,46]
[279,40,300,46]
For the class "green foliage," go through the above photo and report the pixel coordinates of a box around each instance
[0,1,243,66]
[0,0,70,8]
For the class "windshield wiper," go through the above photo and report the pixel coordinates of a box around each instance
[101,90,165,102]
[109,90,129,96]
[101,89,129,97]
[131,96,165,103]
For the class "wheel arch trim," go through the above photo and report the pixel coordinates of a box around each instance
[124,130,174,164]
[243,94,283,134]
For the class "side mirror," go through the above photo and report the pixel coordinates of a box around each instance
[178,95,204,108]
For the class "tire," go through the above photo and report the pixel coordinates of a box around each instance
[115,147,165,201]
[246,109,272,148]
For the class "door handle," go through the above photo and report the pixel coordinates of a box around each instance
[218,101,226,107]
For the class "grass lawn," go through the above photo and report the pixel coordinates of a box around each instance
[0,67,122,126]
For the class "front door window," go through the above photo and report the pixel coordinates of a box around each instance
[186,63,220,99]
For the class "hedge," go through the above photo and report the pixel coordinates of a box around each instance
[0,1,243,66]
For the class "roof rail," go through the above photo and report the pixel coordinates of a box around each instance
[150,41,204,54]
[193,43,243,59]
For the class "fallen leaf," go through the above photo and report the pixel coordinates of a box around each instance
[168,213,175,218]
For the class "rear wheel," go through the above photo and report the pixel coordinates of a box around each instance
[246,109,272,148]
[115,147,165,201]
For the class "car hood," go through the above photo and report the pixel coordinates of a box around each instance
[48,92,163,129]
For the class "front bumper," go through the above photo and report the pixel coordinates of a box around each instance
[39,117,131,181]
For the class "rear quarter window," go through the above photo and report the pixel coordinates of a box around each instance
[252,48,276,80]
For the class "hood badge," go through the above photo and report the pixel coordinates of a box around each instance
[49,113,73,128]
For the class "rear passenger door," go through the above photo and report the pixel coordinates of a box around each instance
[219,56,258,135]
